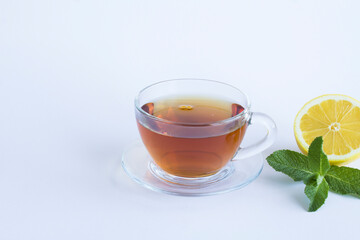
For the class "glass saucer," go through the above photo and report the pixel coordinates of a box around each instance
[121,141,264,196]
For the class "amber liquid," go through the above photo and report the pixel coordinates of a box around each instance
[138,97,247,178]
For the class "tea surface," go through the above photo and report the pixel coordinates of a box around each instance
[141,97,244,124]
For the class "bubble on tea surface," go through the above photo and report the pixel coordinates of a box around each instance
[178,105,193,110]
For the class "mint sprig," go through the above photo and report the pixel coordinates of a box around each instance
[267,136,360,212]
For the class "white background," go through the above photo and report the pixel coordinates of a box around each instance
[1,0,360,239]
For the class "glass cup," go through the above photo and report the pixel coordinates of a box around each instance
[135,79,277,186]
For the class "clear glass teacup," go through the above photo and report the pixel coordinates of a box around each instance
[135,79,277,186]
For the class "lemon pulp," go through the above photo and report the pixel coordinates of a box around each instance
[294,94,360,165]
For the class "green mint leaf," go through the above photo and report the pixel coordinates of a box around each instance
[304,176,329,212]
[266,150,313,181]
[307,136,330,176]
[325,165,360,197]
[267,136,360,212]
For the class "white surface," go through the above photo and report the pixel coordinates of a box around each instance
[1,0,360,239]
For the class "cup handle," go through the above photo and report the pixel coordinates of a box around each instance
[233,112,277,160]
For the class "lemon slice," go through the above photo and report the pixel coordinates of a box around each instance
[294,94,360,165]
